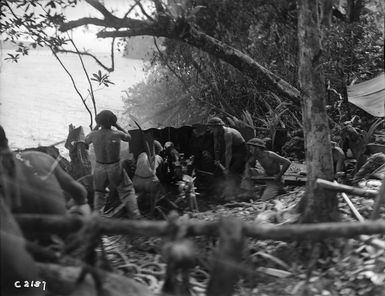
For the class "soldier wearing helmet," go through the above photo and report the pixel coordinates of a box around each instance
[207,117,247,191]
[243,138,291,201]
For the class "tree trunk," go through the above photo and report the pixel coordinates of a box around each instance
[297,0,338,223]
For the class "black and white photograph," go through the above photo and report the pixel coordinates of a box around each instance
[0,0,384,295]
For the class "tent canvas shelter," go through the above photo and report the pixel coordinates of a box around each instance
[347,73,385,117]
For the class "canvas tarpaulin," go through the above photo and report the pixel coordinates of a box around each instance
[347,73,385,117]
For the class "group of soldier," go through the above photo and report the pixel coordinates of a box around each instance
[3,109,369,295]
[85,111,295,217]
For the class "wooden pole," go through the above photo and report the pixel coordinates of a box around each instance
[341,192,365,222]
[14,214,385,241]
[340,192,385,249]
[316,178,378,198]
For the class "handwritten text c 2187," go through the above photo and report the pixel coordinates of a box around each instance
[14,280,47,291]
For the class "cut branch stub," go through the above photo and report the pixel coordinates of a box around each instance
[206,218,245,296]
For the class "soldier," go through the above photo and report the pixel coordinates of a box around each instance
[207,117,247,182]
[133,140,164,215]
[0,125,90,217]
[243,138,291,201]
[85,110,141,218]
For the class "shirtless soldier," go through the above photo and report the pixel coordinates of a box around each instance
[243,138,291,201]
[85,110,141,218]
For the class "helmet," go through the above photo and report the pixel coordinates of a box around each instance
[246,138,266,149]
[207,117,225,126]
[95,110,117,126]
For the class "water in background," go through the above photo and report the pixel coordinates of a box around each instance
[0,50,146,151]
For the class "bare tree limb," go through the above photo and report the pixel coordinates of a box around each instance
[123,3,139,19]
[85,0,117,20]
[135,0,155,22]
[60,17,109,30]
[316,178,378,198]
[60,17,149,31]
[68,35,97,117]
[97,28,166,38]
[56,49,114,72]
[51,50,94,129]
[14,214,385,241]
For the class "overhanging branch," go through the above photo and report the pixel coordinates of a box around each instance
[97,28,167,38]
[60,17,150,31]
[60,17,107,31]
[59,1,302,104]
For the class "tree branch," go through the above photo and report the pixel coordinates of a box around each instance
[60,17,108,30]
[316,178,378,198]
[56,49,114,72]
[85,0,116,19]
[60,17,148,31]
[152,0,165,13]
[51,50,94,129]
[135,0,155,22]
[68,35,97,118]
[14,214,385,241]
[97,25,301,104]
[97,28,167,38]
[185,26,301,104]
[123,2,139,19]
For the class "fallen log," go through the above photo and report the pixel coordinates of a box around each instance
[37,263,153,296]
[15,214,385,241]
[316,178,378,198]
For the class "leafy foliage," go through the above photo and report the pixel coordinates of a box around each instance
[91,70,115,87]
[322,5,384,122]
[123,0,383,130]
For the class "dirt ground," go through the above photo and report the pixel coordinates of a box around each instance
[102,185,385,296]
